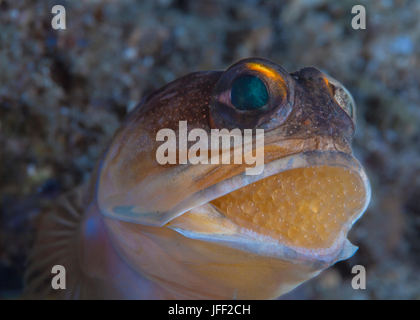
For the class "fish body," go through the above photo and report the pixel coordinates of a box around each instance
[25,58,371,299]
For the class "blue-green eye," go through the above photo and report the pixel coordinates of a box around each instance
[231,75,269,110]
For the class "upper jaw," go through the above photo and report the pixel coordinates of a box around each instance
[99,134,364,231]
[168,135,358,223]
[166,148,371,226]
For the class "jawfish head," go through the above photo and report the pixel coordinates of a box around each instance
[97,58,371,299]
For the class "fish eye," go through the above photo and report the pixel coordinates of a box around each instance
[231,75,269,110]
[331,85,354,119]
[210,58,295,130]
[325,76,356,121]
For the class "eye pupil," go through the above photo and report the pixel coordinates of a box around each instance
[231,75,269,110]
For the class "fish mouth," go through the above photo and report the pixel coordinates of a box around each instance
[167,150,371,261]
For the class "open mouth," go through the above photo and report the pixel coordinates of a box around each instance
[209,165,367,249]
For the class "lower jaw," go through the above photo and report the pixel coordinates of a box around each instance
[210,165,367,250]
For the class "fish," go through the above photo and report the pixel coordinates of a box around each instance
[24,57,371,299]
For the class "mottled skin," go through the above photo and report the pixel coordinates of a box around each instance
[25,58,370,299]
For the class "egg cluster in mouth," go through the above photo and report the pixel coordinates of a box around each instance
[210,166,366,249]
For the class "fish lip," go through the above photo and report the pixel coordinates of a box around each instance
[166,149,371,262]
[170,221,358,265]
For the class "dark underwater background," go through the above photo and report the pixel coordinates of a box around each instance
[1,0,419,299]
